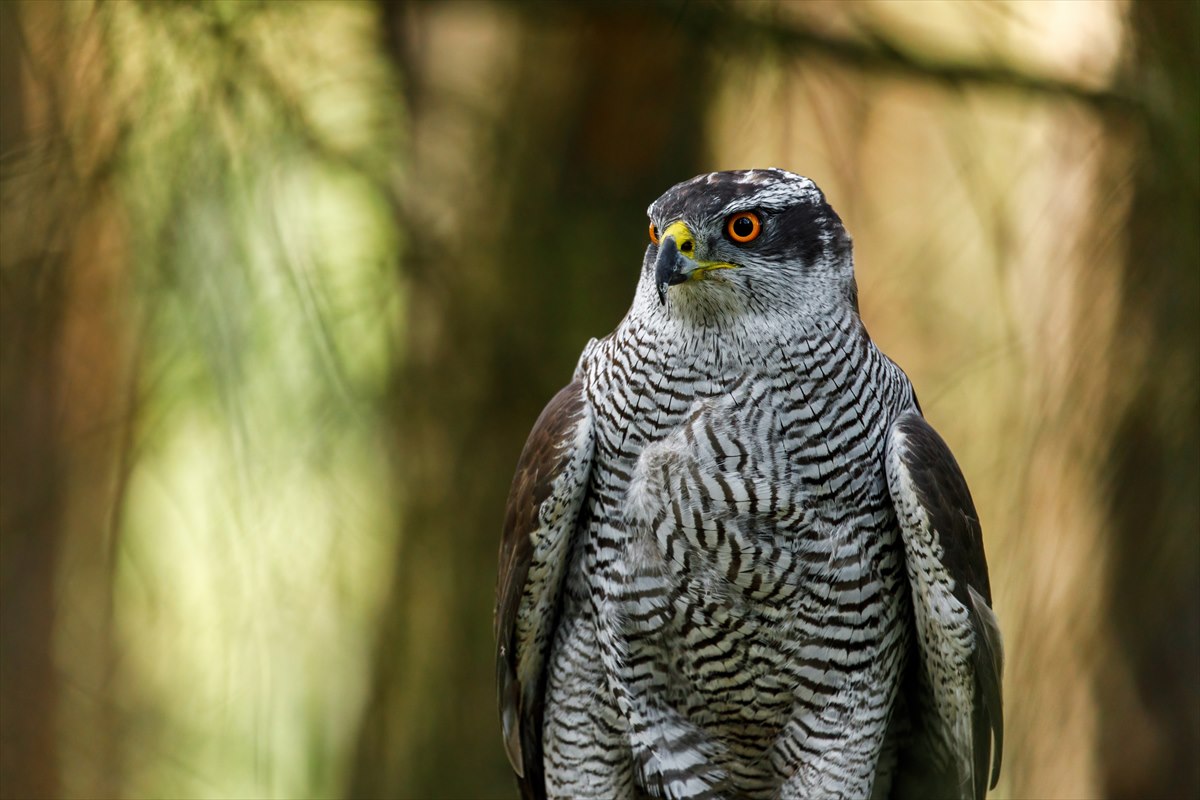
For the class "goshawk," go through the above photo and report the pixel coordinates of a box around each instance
[495,169,1003,800]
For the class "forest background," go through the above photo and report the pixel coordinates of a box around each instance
[1,2,1197,799]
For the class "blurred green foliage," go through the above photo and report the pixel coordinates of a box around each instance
[0,2,1196,800]
[113,2,405,795]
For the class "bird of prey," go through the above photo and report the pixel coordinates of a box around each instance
[495,169,1003,800]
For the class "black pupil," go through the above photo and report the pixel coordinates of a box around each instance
[732,216,754,237]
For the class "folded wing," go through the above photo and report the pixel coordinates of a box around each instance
[885,411,1003,800]
[495,382,594,799]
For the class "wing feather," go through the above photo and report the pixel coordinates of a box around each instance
[885,411,1003,800]
[495,381,593,799]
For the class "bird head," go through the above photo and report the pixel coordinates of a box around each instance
[644,169,857,322]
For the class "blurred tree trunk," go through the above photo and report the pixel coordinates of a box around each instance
[0,4,131,798]
[0,6,62,794]
[1101,3,1200,798]
[349,3,707,797]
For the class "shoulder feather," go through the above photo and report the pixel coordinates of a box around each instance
[886,411,1003,800]
[495,381,593,798]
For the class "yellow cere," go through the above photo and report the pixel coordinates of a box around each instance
[661,220,740,280]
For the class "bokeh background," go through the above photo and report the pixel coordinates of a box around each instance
[1,2,1196,799]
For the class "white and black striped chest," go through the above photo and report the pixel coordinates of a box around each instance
[574,310,913,591]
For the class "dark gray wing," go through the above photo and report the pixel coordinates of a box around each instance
[495,381,594,799]
[885,411,1004,800]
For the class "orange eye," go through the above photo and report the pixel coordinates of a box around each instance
[649,222,660,245]
[726,211,761,243]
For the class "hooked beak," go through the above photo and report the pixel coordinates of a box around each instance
[655,236,689,305]
[653,220,740,306]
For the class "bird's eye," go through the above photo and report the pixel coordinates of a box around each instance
[726,211,761,243]
[649,222,660,245]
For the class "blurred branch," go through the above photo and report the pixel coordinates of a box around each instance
[580,1,1142,114]
[130,1,402,218]
[207,14,404,218]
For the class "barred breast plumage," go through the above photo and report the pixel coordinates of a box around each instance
[496,169,1004,800]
